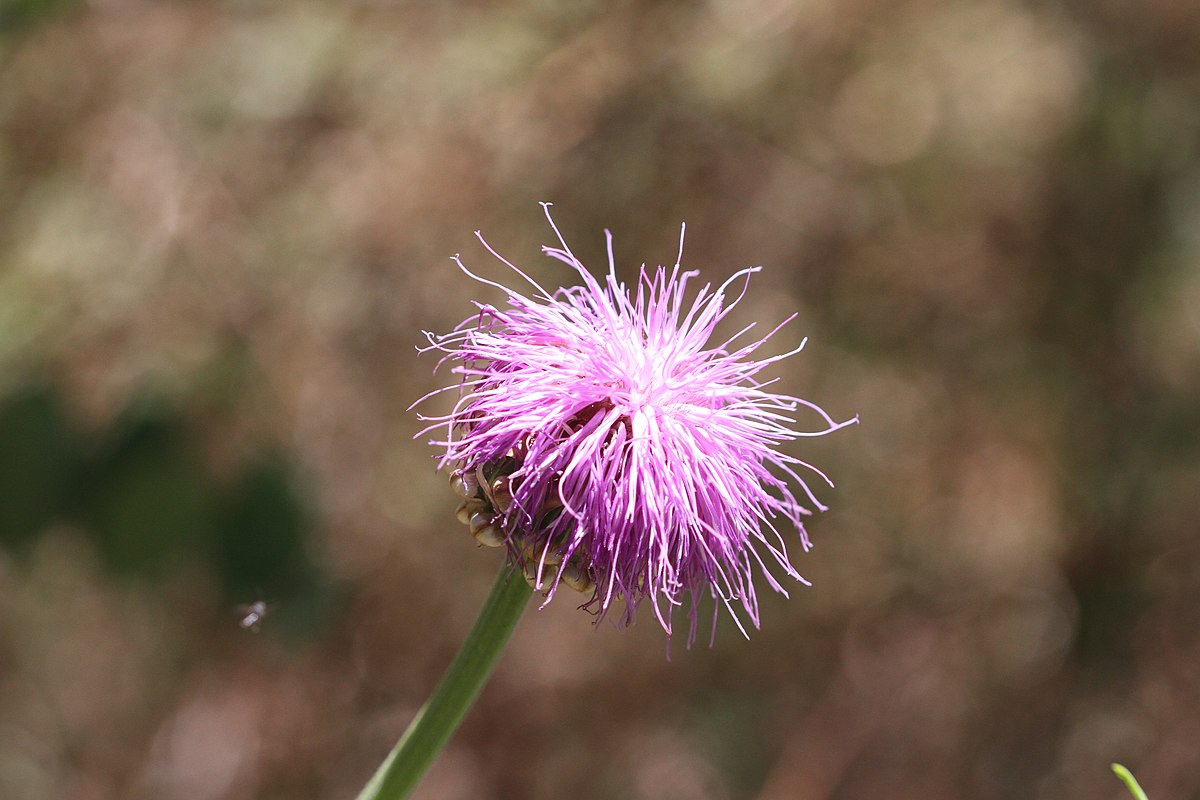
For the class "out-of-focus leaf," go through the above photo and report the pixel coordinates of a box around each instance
[0,387,75,552]
[79,412,217,576]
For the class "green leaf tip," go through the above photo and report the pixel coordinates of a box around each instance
[1111,763,1149,800]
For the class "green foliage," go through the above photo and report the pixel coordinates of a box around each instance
[0,0,76,32]
[80,411,217,576]
[0,383,329,637]
[214,456,314,597]
[0,388,75,553]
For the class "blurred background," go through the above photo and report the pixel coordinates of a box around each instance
[1,1,1198,798]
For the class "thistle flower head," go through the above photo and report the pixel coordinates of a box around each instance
[418,204,856,644]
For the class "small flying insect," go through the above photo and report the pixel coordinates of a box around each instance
[237,599,273,633]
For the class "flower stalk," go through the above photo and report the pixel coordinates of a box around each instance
[355,564,532,800]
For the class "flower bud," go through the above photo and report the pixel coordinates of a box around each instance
[456,497,488,526]
[449,469,479,499]
[523,542,561,567]
[489,474,514,513]
[560,560,595,594]
[521,557,541,589]
[472,522,505,548]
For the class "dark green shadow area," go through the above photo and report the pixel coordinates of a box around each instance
[0,384,332,640]
[79,405,218,577]
[0,0,78,34]
[213,454,333,637]
[0,387,76,554]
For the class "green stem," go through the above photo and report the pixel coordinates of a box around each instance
[1111,764,1149,800]
[356,564,533,800]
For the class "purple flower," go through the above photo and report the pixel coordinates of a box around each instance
[418,204,856,643]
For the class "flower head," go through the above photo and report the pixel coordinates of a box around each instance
[418,204,856,644]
